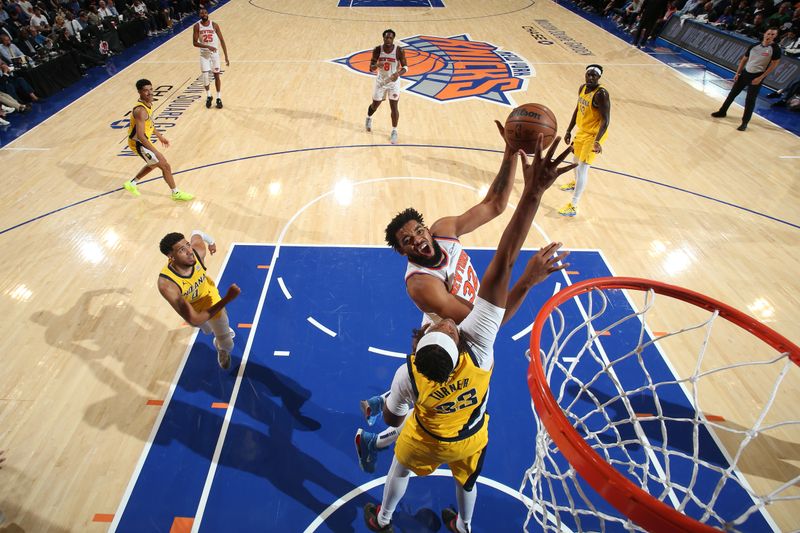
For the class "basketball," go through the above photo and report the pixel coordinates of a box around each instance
[504,103,558,153]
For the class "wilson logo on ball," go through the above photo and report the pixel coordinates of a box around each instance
[331,34,534,107]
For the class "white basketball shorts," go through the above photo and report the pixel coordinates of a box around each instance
[373,77,400,102]
[200,52,221,74]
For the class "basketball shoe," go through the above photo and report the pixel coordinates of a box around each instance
[216,98,223,109]
[214,338,231,370]
[365,116,372,132]
[559,180,575,191]
[442,508,470,533]
[710,110,726,118]
[205,96,212,108]
[390,130,398,144]
[213,328,235,370]
[360,394,385,426]
[171,190,194,201]
[558,203,577,217]
[364,503,394,532]
[355,428,378,473]
[123,180,140,197]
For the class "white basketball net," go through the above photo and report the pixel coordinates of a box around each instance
[521,285,800,532]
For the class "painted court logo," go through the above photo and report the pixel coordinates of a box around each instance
[332,34,533,106]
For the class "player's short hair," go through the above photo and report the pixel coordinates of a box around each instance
[586,64,603,76]
[385,207,424,252]
[414,344,454,384]
[136,78,152,91]
[383,29,396,38]
[160,232,185,256]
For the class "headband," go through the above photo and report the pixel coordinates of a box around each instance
[416,331,459,368]
[586,66,603,76]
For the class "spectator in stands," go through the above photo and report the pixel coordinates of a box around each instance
[29,6,49,31]
[86,4,101,26]
[0,56,38,101]
[633,0,670,47]
[613,0,644,31]
[743,13,768,37]
[0,1,8,24]
[16,26,42,56]
[131,0,157,36]
[0,31,26,62]
[778,27,797,47]
[768,75,800,108]
[650,0,677,38]
[0,88,28,112]
[64,10,81,39]
[767,1,792,27]
[714,5,736,27]
[98,0,119,20]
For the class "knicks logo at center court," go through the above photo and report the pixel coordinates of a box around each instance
[332,34,533,106]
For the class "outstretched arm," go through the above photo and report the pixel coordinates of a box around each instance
[478,137,575,308]
[430,121,518,238]
[158,279,240,327]
[501,242,569,324]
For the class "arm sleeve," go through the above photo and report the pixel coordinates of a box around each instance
[385,364,416,417]
[458,296,504,369]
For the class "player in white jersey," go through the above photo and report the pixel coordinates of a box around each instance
[365,29,408,144]
[193,7,229,109]
[354,124,572,472]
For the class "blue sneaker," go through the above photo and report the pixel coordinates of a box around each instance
[355,428,378,473]
[360,394,385,426]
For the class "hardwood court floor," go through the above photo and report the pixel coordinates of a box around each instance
[0,0,798,530]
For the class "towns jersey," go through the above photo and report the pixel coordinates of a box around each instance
[576,84,604,136]
[376,44,399,81]
[159,251,221,314]
[404,237,480,324]
[127,100,154,151]
[196,19,219,57]
[406,346,492,442]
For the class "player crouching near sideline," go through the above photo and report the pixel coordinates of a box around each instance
[158,231,240,369]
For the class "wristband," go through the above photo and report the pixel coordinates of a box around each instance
[191,230,215,245]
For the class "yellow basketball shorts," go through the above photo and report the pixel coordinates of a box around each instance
[573,132,606,165]
[395,417,489,490]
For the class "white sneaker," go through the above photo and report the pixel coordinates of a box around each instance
[390,130,398,144]
[365,116,372,132]
[1,105,13,114]
[213,338,231,370]
[0,117,9,126]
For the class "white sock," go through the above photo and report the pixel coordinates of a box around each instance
[572,162,590,206]
[392,127,397,133]
[206,89,211,97]
[377,457,412,526]
[216,91,222,99]
[375,418,405,449]
[455,481,477,532]
[171,188,179,194]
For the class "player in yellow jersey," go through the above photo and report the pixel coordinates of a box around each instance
[123,79,194,201]
[558,64,611,217]
[364,136,574,533]
[157,231,240,369]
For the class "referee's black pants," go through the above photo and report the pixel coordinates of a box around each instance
[718,70,763,126]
